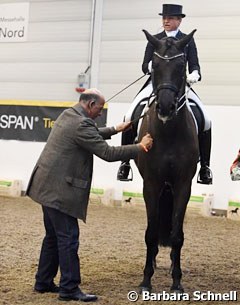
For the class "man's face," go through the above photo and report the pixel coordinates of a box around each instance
[162,16,182,31]
[89,99,105,120]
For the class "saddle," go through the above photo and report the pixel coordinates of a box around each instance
[188,98,205,134]
[131,94,205,143]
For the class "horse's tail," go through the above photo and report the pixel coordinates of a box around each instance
[158,184,173,247]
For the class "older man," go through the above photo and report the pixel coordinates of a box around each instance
[26,88,153,302]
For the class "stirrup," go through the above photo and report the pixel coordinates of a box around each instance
[197,166,213,185]
[117,162,133,181]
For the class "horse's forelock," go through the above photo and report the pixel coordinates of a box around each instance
[166,39,172,49]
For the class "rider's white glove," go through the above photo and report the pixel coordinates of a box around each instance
[148,61,152,72]
[187,70,200,84]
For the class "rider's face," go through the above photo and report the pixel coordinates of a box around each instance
[162,16,182,31]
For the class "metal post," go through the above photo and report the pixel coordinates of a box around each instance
[89,0,104,88]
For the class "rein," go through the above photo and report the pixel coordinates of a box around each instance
[105,74,153,124]
[177,84,193,111]
[154,84,193,113]
[106,74,146,103]
[130,90,155,124]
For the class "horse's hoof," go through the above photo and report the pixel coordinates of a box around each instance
[170,284,184,294]
[139,286,152,294]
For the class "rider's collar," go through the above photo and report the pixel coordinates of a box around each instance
[165,29,179,37]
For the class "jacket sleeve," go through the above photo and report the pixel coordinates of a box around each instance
[142,41,155,72]
[98,126,117,140]
[186,37,201,80]
[75,118,141,162]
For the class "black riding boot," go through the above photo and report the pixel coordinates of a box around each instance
[117,129,134,181]
[197,128,213,184]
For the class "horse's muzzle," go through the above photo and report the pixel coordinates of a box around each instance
[155,96,178,122]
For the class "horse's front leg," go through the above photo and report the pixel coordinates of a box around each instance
[139,216,158,292]
[170,237,184,293]
[139,183,160,292]
[170,183,191,293]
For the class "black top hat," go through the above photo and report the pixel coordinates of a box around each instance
[159,4,185,18]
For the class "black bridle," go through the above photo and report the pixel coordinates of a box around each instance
[152,51,187,109]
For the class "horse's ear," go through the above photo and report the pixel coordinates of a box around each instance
[175,29,197,50]
[142,29,162,48]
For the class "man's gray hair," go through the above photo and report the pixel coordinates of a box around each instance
[79,88,105,104]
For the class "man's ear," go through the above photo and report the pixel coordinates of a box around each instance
[89,100,96,108]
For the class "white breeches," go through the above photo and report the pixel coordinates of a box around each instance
[125,82,153,122]
[124,81,211,132]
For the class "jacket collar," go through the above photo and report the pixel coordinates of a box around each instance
[72,102,89,118]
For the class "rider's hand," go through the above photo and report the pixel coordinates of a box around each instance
[115,121,132,133]
[187,70,200,84]
[139,133,153,152]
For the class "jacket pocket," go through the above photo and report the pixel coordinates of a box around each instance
[65,176,88,188]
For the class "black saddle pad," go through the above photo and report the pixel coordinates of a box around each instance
[131,102,146,138]
[188,98,205,134]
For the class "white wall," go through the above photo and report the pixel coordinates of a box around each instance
[98,0,240,106]
[0,0,93,101]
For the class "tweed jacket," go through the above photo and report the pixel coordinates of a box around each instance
[26,103,141,221]
[142,30,201,78]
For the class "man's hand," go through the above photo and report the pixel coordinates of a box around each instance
[187,70,200,84]
[139,133,153,152]
[115,121,132,133]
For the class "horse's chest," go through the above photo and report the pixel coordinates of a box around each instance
[147,146,192,174]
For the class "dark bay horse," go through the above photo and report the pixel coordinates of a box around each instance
[135,30,199,293]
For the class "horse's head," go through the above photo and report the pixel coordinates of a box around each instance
[143,29,197,123]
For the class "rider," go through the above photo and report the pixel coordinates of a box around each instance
[117,3,212,185]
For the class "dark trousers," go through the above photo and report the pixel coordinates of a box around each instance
[35,206,81,294]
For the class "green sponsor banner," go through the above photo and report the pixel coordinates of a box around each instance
[122,193,204,201]
[189,196,204,203]
[0,180,12,187]
[91,188,104,195]
[123,191,143,198]
[228,201,240,207]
